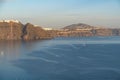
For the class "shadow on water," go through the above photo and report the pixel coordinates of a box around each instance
[0,40,47,62]
[0,40,48,80]
[0,40,28,80]
[0,40,22,61]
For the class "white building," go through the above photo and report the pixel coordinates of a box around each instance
[43,28,53,31]
[0,20,20,23]
[34,25,40,27]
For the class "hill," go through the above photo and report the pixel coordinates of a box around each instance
[63,23,94,30]
[56,23,120,37]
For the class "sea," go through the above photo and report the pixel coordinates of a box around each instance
[0,36,120,80]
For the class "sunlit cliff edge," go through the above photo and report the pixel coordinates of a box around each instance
[0,20,52,40]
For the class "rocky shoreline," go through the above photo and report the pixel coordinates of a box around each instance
[0,20,120,40]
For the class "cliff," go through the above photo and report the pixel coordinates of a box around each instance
[22,23,52,40]
[0,20,52,40]
[0,21,120,40]
[0,22,23,40]
[55,23,120,37]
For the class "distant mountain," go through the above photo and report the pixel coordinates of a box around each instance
[57,23,120,37]
[63,23,94,30]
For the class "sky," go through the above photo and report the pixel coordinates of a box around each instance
[0,0,120,28]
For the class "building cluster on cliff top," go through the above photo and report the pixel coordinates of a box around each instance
[0,20,20,23]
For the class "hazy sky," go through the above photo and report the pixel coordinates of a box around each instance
[0,0,120,28]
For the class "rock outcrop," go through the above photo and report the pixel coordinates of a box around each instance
[0,20,52,40]
[0,21,23,40]
[22,23,52,40]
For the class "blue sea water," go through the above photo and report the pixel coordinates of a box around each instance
[0,36,120,80]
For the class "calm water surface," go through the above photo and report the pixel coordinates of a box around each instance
[0,36,120,80]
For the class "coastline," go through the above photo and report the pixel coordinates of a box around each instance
[0,21,120,40]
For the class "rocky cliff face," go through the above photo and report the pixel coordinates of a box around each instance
[0,21,52,40]
[111,29,120,36]
[0,22,23,40]
[56,23,120,37]
[0,21,120,40]
[22,23,52,40]
[91,28,113,36]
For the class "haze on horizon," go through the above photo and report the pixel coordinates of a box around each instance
[0,0,120,28]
